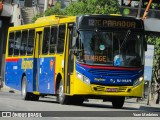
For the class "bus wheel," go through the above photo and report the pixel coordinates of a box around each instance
[111,97,125,108]
[57,81,70,104]
[21,76,32,100]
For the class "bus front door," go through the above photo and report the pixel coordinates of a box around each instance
[64,24,74,94]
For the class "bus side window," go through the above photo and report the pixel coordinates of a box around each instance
[14,31,21,56]
[42,27,50,54]
[27,29,35,55]
[8,32,15,56]
[50,26,58,54]
[57,25,66,53]
[20,30,28,56]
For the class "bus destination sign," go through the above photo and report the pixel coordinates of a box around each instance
[78,16,143,29]
[88,19,136,28]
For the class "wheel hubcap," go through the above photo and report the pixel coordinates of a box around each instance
[59,84,63,101]
[22,81,26,97]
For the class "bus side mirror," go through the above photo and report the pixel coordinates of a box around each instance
[73,49,79,56]
[73,39,80,56]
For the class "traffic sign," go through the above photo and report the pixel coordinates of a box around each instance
[144,45,154,81]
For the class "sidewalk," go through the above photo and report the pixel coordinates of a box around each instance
[0,84,19,93]
[125,97,160,110]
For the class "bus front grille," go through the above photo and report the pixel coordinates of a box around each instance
[88,69,137,77]
[93,86,128,92]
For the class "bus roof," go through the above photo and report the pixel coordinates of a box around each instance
[8,14,143,32]
[35,15,75,23]
[9,15,76,32]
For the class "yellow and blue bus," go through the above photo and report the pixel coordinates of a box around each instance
[5,15,147,108]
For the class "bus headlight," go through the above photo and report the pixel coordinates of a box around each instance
[76,72,90,85]
[133,76,144,87]
[83,76,90,85]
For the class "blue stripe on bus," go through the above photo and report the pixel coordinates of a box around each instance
[76,62,143,86]
[5,57,55,94]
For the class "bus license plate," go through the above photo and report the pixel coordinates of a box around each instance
[107,88,117,92]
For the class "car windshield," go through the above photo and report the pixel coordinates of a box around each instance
[76,30,144,67]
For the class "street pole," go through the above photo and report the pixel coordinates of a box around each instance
[147,81,151,105]
[44,0,49,13]
[142,0,153,20]
[137,0,142,18]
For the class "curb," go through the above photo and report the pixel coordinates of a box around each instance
[125,98,160,109]
[0,84,19,93]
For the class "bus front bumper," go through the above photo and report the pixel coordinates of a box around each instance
[71,79,144,98]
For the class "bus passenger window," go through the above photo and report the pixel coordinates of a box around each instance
[50,26,57,53]
[20,30,28,56]
[42,27,50,54]
[27,29,35,55]
[14,31,21,56]
[8,32,15,56]
[57,25,66,53]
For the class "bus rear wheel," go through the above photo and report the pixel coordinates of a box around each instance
[22,76,39,101]
[111,97,125,108]
[21,76,32,100]
[57,81,71,104]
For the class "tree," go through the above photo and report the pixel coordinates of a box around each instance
[63,0,120,15]
[147,35,160,104]
[32,0,120,22]
[44,5,63,16]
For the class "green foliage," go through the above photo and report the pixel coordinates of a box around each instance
[147,35,160,83]
[63,2,87,15]
[44,6,63,16]
[147,36,160,60]
[63,0,120,15]
[31,14,43,23]
[32,0,120,22]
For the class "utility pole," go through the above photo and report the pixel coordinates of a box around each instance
[142,0,153,20]
[137,0,142,18]
[44,0,49,12]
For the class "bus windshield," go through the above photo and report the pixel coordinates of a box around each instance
[76,30,144,67]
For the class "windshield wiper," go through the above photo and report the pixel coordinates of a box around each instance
[120,30,131,51]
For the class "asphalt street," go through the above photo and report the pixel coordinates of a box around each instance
[0,86,159,120]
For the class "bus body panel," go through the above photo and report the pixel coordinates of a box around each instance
[5,58,19,90]
[76,62,143,86]
[69,62,144,97]
[71,74,144,97]
[5,58,34,91]
[5,57,56,94]
[38,57,55,94]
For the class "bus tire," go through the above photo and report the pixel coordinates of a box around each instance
[57,81,70,104]
[111,97,125,108]
[21,76,32,100]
